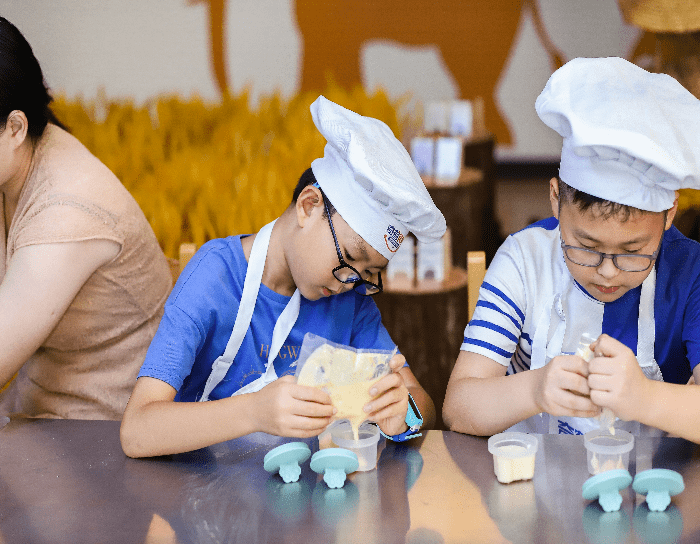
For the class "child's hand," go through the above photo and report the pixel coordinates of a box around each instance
[533,354,600,418]
[252,376,335,438]
[363,354,410,436]
[588,334,649,421]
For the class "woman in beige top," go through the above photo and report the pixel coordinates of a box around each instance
[0,17,172,420]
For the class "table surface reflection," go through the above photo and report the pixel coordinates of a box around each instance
[0,418,698,544]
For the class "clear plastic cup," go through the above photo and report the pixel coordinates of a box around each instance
[584,429,634,475]
[330,421,381,472]
[487,432,539,484]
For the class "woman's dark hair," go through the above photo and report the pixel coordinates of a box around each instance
[292,168,336,218]
[0,17,65,141]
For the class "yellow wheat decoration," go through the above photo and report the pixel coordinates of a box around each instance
[51,85,405,258]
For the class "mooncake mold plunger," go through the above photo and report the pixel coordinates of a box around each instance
[310,448,359,489]
[633,469,685,512]
[582,469,633,512]
[263,442,312,483]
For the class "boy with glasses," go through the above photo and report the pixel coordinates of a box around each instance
[444,57,700,442]
[121,96,445,457]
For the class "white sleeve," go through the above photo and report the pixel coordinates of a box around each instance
[461,234,528,367]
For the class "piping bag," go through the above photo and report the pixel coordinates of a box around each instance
[576,333,616,434]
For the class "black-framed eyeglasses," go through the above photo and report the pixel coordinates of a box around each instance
[324,200,383,296]
[560,236,662,272]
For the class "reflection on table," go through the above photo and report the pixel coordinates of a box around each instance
[0,418,698,544]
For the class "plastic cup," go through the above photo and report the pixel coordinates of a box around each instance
[487,432,538,484]
[330,421,381,472]
[584,429,634,475]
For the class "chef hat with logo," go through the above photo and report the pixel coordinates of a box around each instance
[310,95,446,260]
[535,56,700,212]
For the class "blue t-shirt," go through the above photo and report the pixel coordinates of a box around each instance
[138,235,397,401]
[462,220,700,385]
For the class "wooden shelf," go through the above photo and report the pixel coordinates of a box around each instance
[383,267,468,295]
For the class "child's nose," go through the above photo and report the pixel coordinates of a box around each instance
[596,256,620,279]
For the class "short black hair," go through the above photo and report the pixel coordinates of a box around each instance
[558,179,656,222]
[292,168,336,218]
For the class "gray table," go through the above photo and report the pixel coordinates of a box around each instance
[0,418,698,544]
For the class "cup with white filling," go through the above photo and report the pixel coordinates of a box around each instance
[488,432,539,484]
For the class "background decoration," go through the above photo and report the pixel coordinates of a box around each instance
[52,86,403,258]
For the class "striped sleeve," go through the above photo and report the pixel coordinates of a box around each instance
[461,235,527,366]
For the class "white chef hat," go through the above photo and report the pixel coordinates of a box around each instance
[535,56,700,212]
[310,95,446,260]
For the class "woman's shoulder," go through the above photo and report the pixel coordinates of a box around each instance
[34,124,115,181]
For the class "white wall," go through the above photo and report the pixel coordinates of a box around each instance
[1,0,640,160]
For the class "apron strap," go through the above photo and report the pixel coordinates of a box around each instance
[200,220,275,402]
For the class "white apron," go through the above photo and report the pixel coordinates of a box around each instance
[512,264,663,436]
[199,220,301,402]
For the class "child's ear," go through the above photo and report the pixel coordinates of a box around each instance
[549,177,560,219]
[664,191,680,230]
[295,185,324,227]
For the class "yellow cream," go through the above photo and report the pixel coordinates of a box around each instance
[492,445,535,484]
[297,344,389,441]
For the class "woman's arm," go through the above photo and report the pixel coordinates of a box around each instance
[0,239,120,387]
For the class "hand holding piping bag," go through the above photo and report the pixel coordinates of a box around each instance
[595,338,617,434]
[587,335,652,429]
[576,334,615,433]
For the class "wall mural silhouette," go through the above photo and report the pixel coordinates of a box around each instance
[191,0,569,145]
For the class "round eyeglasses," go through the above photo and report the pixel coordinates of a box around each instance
[325,200,382,296]
[560,237,661,273]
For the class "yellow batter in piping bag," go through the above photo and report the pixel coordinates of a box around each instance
[295,334,394,441]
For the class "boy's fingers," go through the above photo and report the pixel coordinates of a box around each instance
[365,387,404,414]
[561,370,591,396]
[562,355,591,377]
[552,394,599,417]
[290,414,333,432]
[591,334,630,359]
[588,357,617,376]
[291,383,332,404]
[567,393,599,413]
[368,373,402,397]
[367,399,406,423]
[296,402,335,418]
[587,373,614,392]
[389,354,406,371]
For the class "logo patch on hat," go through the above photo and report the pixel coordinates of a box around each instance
[384,225,404,253]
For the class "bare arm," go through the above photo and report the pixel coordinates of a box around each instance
[589,335,700,443]
[120,375,335,458]
[0,240,120,387]
[443,350,600,436]
[443,351,538,435]
[640,373,700,443]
